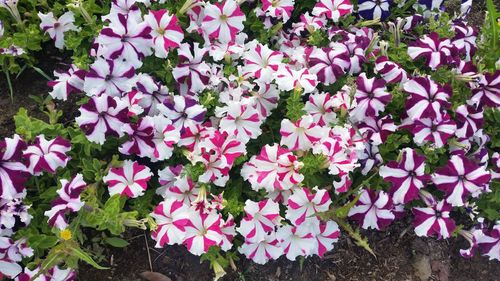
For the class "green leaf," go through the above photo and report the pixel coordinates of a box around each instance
[70,245,109,270]
[28,234,59,250]
[104,237,130,248]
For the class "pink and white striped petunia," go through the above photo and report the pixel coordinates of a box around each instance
[151,198,191,247]
[348,189,395,230]
[219,102,263,143]
[172,43,211,93]
[432,154,491,207]
[405,112,456,148]
[0,135,28,200]
[163,176,199,205]
[103,160,152,198]
[38,11,79,49]
[304,93,337,126]
[273,65,318,94]
[198,130,246,167]
[219,215,236,251]
[236,199,281,243]
[23,135,71,176]
[144,9,184,58]
[75,94,130,145]
[83,59,136,97]
[374,56,409,85]
[258,0,294,22]
[48,64,86,101]
[149,115,180,161]
[349,73,391,122]
[471,71,500,107]
[413,200,456,239]
[403,76,451,120]
[183,211,223,255]
[242,42,283,83]
[276,224,316,261]
[312,0,353,22]
[314,220,340,257]
[241,144,304,192]
[280,115,328,151]
[312,135,359,177]
[44,174,86,230]
[245,82,279,118]
[286,187,331,225]
[238,232,283,264]
[202,0,246,43]
[307,46,350,85]
[407,32,455,70]
[379,148,430,204]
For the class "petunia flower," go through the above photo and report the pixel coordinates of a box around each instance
[413,200,456,239]
[452,22,477,61]
[357,0,391,20]
[280,115,328,151]
[304,93,337,127]
[245,82,279,118]
[83,59,136,97]
[183,211,223,255]
[238,232,283,264]
[475,224,500,261]
[257,0,294,22]
[432,154,491,207]
[135,73,170,116]
[0,198,32,233]
[273,65,318,94]
[471,71,500,108]
[357,142,382,175]
[407,32,455,70]
[162,176,199,205]
[219,215,236,251]
[0,135,28,200]
[197,130,246,167]
[348,189,395,230]
[236,199,281,243]
[23,135,71,176]
[357,115,397,145]
[276,224,316,261]
[286,187,331,225]
[374,56,408,85]
[312,0,353,22]
[103,0,142,22]
[219,102,263,144]
[151,198,190,247]
[455,104,483,139]
[15,265,75,281]
[349,73,391,122]
[242,41,283,83]
[403,76,451,120]
[119,116,155,158]
[172,42,211,94]
[157,95,206,132]
[307,46,350,85]
[379,148,430,204]
[202,0,246,43]
[149,115,181,161]
[48,64,86,101]
[44,174,86,230]
[0,237,33,279]
[38,11,79,49]
[144,9,184,58]
[313,135,359,176]
[103,160,152,198]
[407,112,456,148]
[75,94,130,144]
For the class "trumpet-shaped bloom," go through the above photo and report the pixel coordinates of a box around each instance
[413,200,456,239]
[119,116,155,158]
[407,113,456,148]
[307,46,350,85]
[75,94,130,144]
[183,211,223,255]
[273,65,318,94]
[103,160,152,198]
[151,198,190,247]
[286,187,331,225]
[83,59,136,97]
[198,131,246,167]
[48,64,86,101]
[238,232,283,264]
[0,135,28,200]
[23,135,71,176]
[314,220,340,257]
[163,176,199,205]
[379,148,430,204]
[280,115,328,151]
[242,42,283,83]
[350,73,391,122]
[312,0,353,22]
[15,265,75,281]
[348,189,395,230]
[455,104,483,139]
[44,174,86,230]
[374,56,408,85]
[357,0,391,20]
[219,102,263,143]
[276,224,316,261]
[403,76,451,120]
[38,11,79,49]
[202,0,246,43]
[408,32,455,70]
[172,43,210,93]
[476,224,500,261]
[358,115,397,145]
[246,82,279,118]
[258,0,294,22]
[158,95,206,132]
[236,199,281,243]
[149,115,180,161]
[432,154,491,207]
[144,9,184,58]
[471,71,500,107]
[0,238,33,279]
[304,93,337,127]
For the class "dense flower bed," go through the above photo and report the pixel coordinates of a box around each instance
[1,0,499,280]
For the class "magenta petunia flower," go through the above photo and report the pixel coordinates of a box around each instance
[432,154,491,207]
[198,130,246,167]
[273,65,318,94]
[0,135,28,200]
[307,46,350,85]
[313,220,340,257]
[405,112,456,148]
[374,56,408,85]
[379,148,430,204]
[242,42,283,83]
[312,0,353,22]
[103,160,152,198]
[408,32,456,70]
[304,93,337,127]
[350,73,391,122]
[151,198,190,247]
[158,95,206,132]
[280,115,328,151]
[348,189,395,230]
[23,135,71,176]
[202,0,246,43]
[83,59,136,97]
[172,43,211,94]
[413,200,456,239]
[452,22,477,61]
[219,102,263,144]
[236,199,281,243]
[183,211,223,255]
[238,232,283,264]
[119,116,155,158]
[455,104,483,139]
[258,0,294,22]
[144,9,184,58]
[276,224,316,261]
[286,187,331,225]
[471,71,500,107]
[358,115,397,145]
[476,224,500,261]
[403,76,451,120]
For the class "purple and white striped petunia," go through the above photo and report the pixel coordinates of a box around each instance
[172,43,211,94]
[403,76,451,120]
[407,32,455,70]
[23,135,71,176]
[183,211,223,255]
[455,104,483,139]
[432,154,491,207]
[471,71,500,108]
[144,9,184,58]
[103,160,152,198]
[476,224,500,261]
[0,135,28,200]
[357,0,391,20]
[236,199,281,243]
[238,232,283,264]
[119,116,155,158]
[280,115,328,151]
[242,42,283,83]
[312,0,353,22]
[48,64,86,101]
[219,102,263,144]
[158,95,206,132]
[348,189,395,230]
[75,94,130,145]
[38,11,79,49]
[83,59,136,97]
[202,0,246,43]
[374,56,408,85]
[358,115,397,145]
[407,112,457,148]
[452,22,477,61]
[286,187,331,225]
[379,148,430,204]
[349,73,391,122]
[0,237,33,279]
[307,46,350,86]
[44,174,86,230]
[151,198,190,247]
[413,200,456,239]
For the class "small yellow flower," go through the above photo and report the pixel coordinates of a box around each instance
[60,229,72,240]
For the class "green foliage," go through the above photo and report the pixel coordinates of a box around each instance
[286,88,306,121]
[428,12,455,38]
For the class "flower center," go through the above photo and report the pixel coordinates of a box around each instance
[157,28,166,36]
[219,14,228,22]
